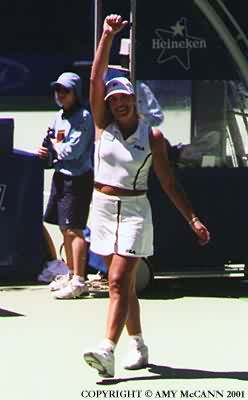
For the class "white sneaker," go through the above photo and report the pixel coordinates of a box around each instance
[54,280,89,299]
[122,339,148,370]
[83,347,115,378]
[49,273,72,291]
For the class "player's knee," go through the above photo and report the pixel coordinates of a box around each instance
[109,272,130,296]
[62,228,82,240]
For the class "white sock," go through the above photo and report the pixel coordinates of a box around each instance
[129,334,144,346]
[72,274,85,283]
[99,338,116,352]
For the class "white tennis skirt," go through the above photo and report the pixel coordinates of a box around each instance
[90,189,154,257]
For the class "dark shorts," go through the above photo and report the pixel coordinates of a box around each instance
[44,170,93,230]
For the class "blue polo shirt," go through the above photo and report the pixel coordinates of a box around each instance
[52,107,94,176]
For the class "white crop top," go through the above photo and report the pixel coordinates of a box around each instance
[94,120,152,191]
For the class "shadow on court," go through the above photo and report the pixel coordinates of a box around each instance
[98,364,248,385]
[0,308,25,317]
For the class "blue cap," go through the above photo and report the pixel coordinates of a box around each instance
[51,72,82,103]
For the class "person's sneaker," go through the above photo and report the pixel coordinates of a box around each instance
[49,273,72,291]
[83,347,115,378]
[122,339,148,370]
[54,280,89,299]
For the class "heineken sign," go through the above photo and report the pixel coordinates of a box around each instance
[135,0,247,79]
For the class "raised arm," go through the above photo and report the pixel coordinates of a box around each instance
[150,128,210,246]
[90,14,128,132]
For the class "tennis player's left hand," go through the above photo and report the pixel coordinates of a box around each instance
[190,219,210,246]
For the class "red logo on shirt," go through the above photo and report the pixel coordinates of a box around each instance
[57,129,65,142]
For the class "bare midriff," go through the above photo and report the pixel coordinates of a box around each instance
[94,182,147,196]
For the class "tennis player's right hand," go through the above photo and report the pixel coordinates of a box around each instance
[37,146,49,159]
[104,14,128,36]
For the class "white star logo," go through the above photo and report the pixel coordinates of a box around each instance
[171,21,185,37]
[154,17,206,71]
